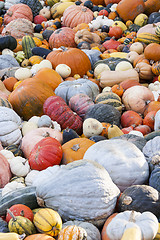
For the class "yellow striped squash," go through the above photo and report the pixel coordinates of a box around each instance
[137,33,160,44]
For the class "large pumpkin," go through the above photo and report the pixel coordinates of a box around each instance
[46,47,91,77]
[29,137,63,170]
[116,0,145,22]
[144,0,160,15]
[49,27,76,49]
[62,5,94,28]
[0,152,12,188]
[4,3,33,25]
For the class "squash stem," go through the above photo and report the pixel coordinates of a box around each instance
[7,209,17,221]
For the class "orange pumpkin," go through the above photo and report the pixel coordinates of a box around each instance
[101,213,118,240]
[116,0,145,22]
[108,11,118,20]
[61,138,95,164]
[46,47,91,77]
[4,3,33,25]
[144,0,160,15]
[144,43,160,62]
[143,101,160,117]
[3,77,18,92]
[111,84,124,97]
[25,234,55,240]
[13,39,22,52]
[133,54,150,68]
[62,5,94,28]
[143,111,156,131]
[73,23,90,32]
[100,122,111,138]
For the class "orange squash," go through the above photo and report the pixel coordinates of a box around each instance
[101,213,118,240]
[25,234,55,240]
[144,0,160,15]
[3,77,18,92]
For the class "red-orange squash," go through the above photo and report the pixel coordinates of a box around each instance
[46,47,91,77]
[62,5,94,28]
[4,3,33,25]
[116,0,145,22]
[49,27,76,49]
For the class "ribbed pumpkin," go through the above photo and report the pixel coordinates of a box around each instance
[29,137,63,171]
[25,234,56,240]
[4,3,33,25]
[152,61,160,76]
[62,5,94,29]
[116,0,145,22]
[7,209,36,236]
[61,138,95,165]
[33,208,62,237]
[58,225,87,240]
[46,47,91,77]
[43,95,83,135]
[49,27,76,49]
[0,152,12,188]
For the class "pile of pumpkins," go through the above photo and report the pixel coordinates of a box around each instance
[0,0,160,239]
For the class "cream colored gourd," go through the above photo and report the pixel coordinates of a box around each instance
[94,64,110,78]
[9,156,30,177]
[2,49,15,57]
[115,61,133,71]
[39,7,51,19]
[102,86,112,93]
[28,116,40,125]
[15,68,32,81]
[0,232,25,240]
[126,51,139,63]
[22,121,38,136]
[106,210,159,240]
[129,42,144,54]
[55,64,71,78]
[121,227,142,240]
[83,118,103,137]
[38,59,52,69]
[0,149,15,163]
[25,170,40,186]
[128,130,144,137]
[99,69,139,88]
[2,181,25,196]
[108,124,124,139]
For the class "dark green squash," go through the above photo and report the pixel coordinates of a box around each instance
[118,185,160,219]
[112,134,147,151]
[22,35,36,59]
[128,24,141,32]
[144,130,160,141]
[20,0,43,17]
[0,187,39,216]
[0,217,9,233]
[62,128,80,145]
[42,29,54,42]
[149,166,160,192]
[5,144,23,157]
[89,135,106,142]
[0,36,17,51]
[32,47,52,58]
[84,104,121,127]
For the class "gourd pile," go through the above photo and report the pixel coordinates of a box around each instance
[0,0,160,239]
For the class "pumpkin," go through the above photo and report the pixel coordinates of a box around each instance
[68,93,94,119]
[25,234,55,240]
[20,0,43,18]
[83,139,149,191]
[61,137,95,164]
[21,127,62,159]
[49,27,76,49]
[58,225,87,240]
[101,213,118,240]
[111,84,124,97]
[0,36,17,52]
[33,208,62,237]
[120,79,141,91]
[7,209,36,236]
[0,186,39,216]
[117,185,160,219]
[4,3,33,25]
[149,166,160,193]
[135,62,154,81]
[74,29,93,44]
[6,204,34,223]
[43,96,83,135]
[116,0,145,22]
[121,110,143,128]
[32,159,120,228]
[143,111,156,131]
[144,0,160,15]
[84,104,121,126]
[122,86,154,115]
[133,54,150,68]
[106,210,159,240]
[55,79,99,104]
[46,47,91,77]
[3,77,18,92]
[62,5,94,29]
[50,2,75,19]
[9,156,30,177]
[37,115,52,128]
[144,101,160,117]
[29,137,62,171]
[55,64,71,78]
[144,43,160,62]
[62,128,79,145]
[62,220,101,240]
[136,23,160,35]
[0,152,12,188]
[129,42,144,54]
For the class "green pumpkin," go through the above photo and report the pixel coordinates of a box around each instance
[0,36,17,51]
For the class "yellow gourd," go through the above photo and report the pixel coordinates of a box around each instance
[121,227,142,240]
[0,233,25,240]
[108,124,124,139]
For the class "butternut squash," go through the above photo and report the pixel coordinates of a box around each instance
[99,69,139,88]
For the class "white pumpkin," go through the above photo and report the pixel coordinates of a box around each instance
[115,61,133,71]
[25,170,40,186]
[83,118,103,137]
[0,149,14,163]
[129,42,144,54]
[55,64,71,78]
[94,64,110,78]
[107,210,159,240]
[28,116,40,125]
[2,49,15,57]
[15,67,32,81]
[126,51,139,64]
[2,181,25,196]
[128,130,144,137]
[38,59,52,69]
[102,86,112,93]
[83,139,149,191]
[0,107,22,147]
[9,156,30,177]
[22,121,38,136]
[37,115,52,128]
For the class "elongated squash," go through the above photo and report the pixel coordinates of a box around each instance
[136,33,160,44]
[0,233,25,240]
[22,36,36,59]
[99,69,139,88]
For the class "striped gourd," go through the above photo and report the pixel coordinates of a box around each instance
[0,97,12,108]
[5,144,23,157]
[137,33,160,44]
[152,61,160,76]
[22,35,36,59]
[155,25,160,38]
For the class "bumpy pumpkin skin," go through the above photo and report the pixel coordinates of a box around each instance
[116,0,145,22]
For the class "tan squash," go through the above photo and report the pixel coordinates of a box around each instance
[135,62,154,80]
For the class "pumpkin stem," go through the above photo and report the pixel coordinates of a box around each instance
[71,144,80,151]
[7,209,17,221]
[151,154,160,165]
[42,131,50,137]
[129,210,136,223]
[20,210,24,217]
[37,196,45,207]
[60,46,68,52]
[19,234,26,240]
[123,196,132,205]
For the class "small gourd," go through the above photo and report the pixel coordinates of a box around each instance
[22,121,38,136]
[129,42,144,54]
[2,49,15,57]
[37,115,52,128]
[25,170,40,186]
[38,59,52,69]
[2,181,25,197]
[15,68,32,81]
[9,156,30,177]
[115,61,133,71]
[0,149,15,163]
[55,64,72,78]
[58,225,87,240]
[108,124,124,139]
[83,118,103,138]
[7,209,36,236]
[94,63,110,78]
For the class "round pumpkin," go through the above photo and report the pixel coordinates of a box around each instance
[49,27,76,49]
[46,47,91,77]
[144,43,160,62]
[29,137,63,171]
